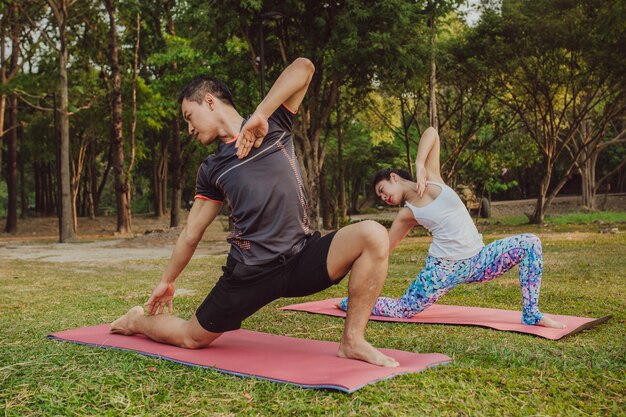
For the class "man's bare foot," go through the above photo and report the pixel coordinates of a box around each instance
[537,315,566,329]
[110,306,144,335]
[337,339,399,367]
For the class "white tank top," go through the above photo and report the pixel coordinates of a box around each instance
[404,181,484,260]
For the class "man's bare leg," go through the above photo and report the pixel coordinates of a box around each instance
[327,220,399,367]
[110,306,222,349]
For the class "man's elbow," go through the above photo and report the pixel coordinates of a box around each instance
[425,126,438,137]
[294,57,315,75]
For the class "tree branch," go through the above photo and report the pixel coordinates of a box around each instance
[25,5,59,51]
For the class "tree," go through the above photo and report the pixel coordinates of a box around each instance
[180,0,427,228]
[2,1,20,233]
[104,0,132,234]
[572,0,626,209]
[42,0,76,240]
[470,1,619,223]
[571,98,626,210]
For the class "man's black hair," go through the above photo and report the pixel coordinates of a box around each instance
[178,75,236,109]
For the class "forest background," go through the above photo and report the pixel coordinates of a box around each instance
[1,0,625,240]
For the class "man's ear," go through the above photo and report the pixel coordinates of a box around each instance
[204,93,215,111]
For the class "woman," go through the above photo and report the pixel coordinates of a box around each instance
[338,127,565,328]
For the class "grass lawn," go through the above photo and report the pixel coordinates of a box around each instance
[1,219,625,416]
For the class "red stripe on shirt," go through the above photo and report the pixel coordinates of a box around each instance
[194,195,223,203]
[282,103,297,115]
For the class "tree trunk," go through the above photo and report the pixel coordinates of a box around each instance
[56,0,76,241]
[3,2,20,232]
[400,99,415,178]
[94,146,113,216]
[151,143,160,216]
[293,77,339,230]
[428,16,438,130]
[336,92,347,221]
[4,94,17,233]
[19,126,26,219]
[34,162,41,214]
[85,139,96,219]
[0,101,4,175]
[164,2,182,227]
[126,13,140,219]
[169,117,182,227]
[577,118,598,211]
[299,151,321,230]
[0,95,4,172]
[71,136,87,232]
[0,5,11,179]
[349,175,364,215]
[320,168,334,229]
[529,162,553,224]
[105,0,132,235]
[47,162,56,216]
[152,135,168,218]
[581,152,598,211]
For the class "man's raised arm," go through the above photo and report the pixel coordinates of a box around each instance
[236,58,315,158]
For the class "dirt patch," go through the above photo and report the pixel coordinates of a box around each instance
[1,195,623,264]
[0,214,230,263]
[352,194,626,222]
[489,194,626,218]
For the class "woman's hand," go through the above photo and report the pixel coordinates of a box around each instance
[415,163,428,197]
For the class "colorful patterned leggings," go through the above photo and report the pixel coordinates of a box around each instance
[339,233,544,325]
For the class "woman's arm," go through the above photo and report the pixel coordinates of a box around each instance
[388,207,418,252]
[415,127,444,196]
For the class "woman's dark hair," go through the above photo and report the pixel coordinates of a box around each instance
[178,75,236,109]
[372,169,413,191]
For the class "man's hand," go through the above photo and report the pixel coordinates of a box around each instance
[415,163,428,197]
[236,112,269,159]
[145,281,175,315]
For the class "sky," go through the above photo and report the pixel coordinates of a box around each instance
[459,0,485,26]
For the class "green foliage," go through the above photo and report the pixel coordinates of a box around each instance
[4,0,624,227]
[545,211,626,225]
[0,180,7,218]
[130,192,153,214]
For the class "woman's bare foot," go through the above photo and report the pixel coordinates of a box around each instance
[110,306,144,335]
[537,315,566,329]
[338,339,400,367]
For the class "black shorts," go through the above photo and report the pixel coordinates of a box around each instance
[196,231,344,333]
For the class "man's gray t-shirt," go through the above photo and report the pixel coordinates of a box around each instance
[194,104,312,265]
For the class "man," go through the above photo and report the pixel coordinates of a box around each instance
[111,58,398,367]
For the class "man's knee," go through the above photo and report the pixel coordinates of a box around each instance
[181,336,213,350]
[180,319,221,349]
[357,220,388,255]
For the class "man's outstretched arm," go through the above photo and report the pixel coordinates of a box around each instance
[236,57,315,158]
[145,198,222,315]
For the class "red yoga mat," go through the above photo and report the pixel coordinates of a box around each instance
[48,324,451,393]
[279,298,611,340]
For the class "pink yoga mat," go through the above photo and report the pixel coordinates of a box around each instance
[280,299,611,340]
[48,324,451,393]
